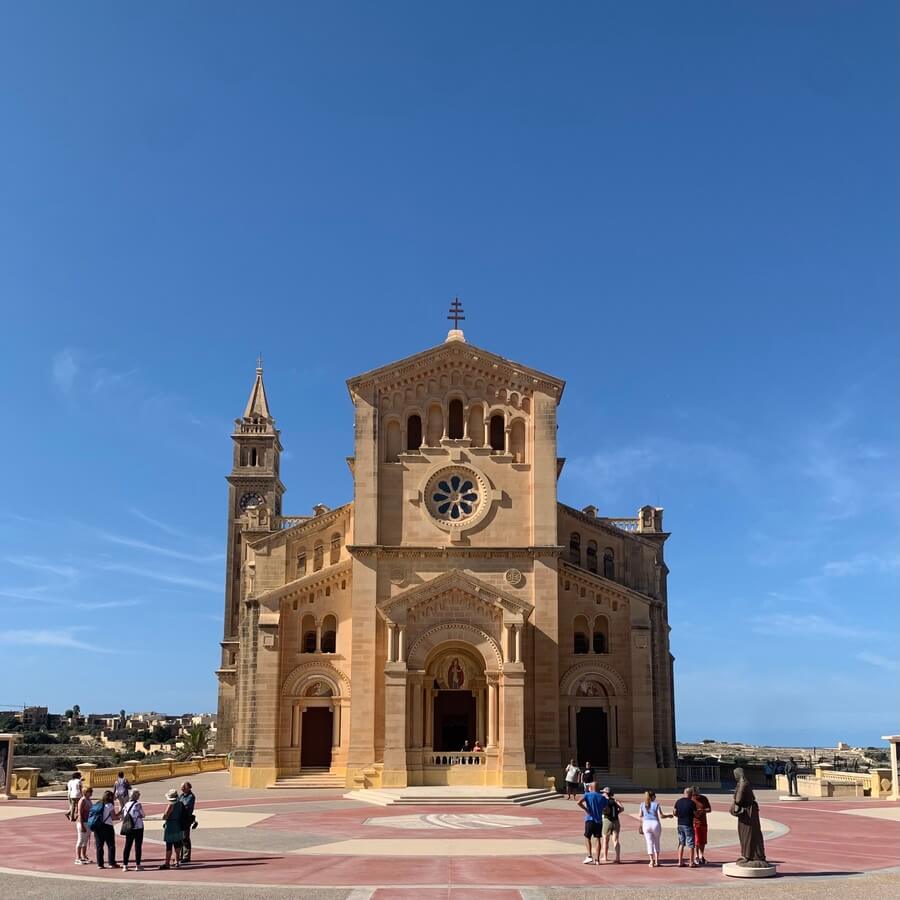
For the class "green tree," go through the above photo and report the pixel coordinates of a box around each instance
[180,724,209,758]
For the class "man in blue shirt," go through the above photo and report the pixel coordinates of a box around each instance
[577,787,609,864]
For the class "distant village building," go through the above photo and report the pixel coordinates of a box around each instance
[217,324,677,789]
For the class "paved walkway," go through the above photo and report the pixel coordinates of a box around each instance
[2,771,898,898]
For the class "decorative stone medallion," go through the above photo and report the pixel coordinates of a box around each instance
[423,465,490,532]
[505,568,523,587]
[389,568,406,587]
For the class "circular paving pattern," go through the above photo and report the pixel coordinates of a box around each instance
[1,775,899,897]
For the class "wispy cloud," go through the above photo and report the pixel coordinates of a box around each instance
[99,562,220,592]
[856,652,897,672]
[95,531,222,564]
[6,556,79,579]
[51,348,79,393]
[0,628,111,652]
[129,509,194,540]
[90,367,137,393]
[752,612,877,641]
[823,551,900,578]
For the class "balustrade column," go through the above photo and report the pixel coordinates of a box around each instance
[487,680,498,748]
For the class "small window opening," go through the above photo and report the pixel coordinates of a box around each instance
[406,414,422,451]
[489,414,505,452]
[448,399,464,439]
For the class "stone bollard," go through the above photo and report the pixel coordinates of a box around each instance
[11,767,40,799]
[870,768,892,798]
[76,763,98,790]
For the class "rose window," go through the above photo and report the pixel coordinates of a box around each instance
[432,473,479,520]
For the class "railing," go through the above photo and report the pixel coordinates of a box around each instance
[426,751,486,766]
[275,516,309,530]
[77,755,228,790]
[677,764,720,785]
[603,518,639,532]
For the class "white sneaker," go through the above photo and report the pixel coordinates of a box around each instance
[582,856,594,864]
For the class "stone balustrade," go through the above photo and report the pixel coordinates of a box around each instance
[426,751,486,767]
[76,755,227,790]
[776,768,885,798]
[603,518,639,532]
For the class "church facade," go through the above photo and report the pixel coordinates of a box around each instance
[216,328,677,790]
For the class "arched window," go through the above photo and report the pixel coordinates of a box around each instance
[406,414,422,451]
[468,403,485,446]
[509,419,526,463]
[426,403,443,446]
[296,551,307,578]
[573,615,589,654]
[321,614,337,653]
[300,614,317,654]
[385,419,400,462]
[489,414,505,452]
[586,540,598,574]
[448,398,464,439]
[330,533,341,565]
[569,532,581,566]
[593,615,609,654]
[603,548,615,579]
[313,544,324,572]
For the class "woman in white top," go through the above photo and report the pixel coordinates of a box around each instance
[638,790,673,867]
[121,789,145,871]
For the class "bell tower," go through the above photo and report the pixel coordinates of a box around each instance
[216,358,285,752]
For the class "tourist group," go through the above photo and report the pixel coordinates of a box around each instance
[564,759,711,867]
[66,771,197,870]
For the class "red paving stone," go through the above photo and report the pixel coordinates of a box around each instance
[2,795,898,888]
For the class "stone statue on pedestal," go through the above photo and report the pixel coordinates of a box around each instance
[730,767,768,866]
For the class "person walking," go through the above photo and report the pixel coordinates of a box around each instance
[638,790,671,867]
[74,786,93,865]
[113,771,131,813]
[763,761,774,788]
[93,789,118,869]
[121,789,145,871]
[564,759,582,800]
[178,781,196,864]
[691,786,712,865]
[599,787,624,863]
[66,771,83,821]
[577,782,609,864]
[784,757,799,796]
[159,789,184,869]
[582,760,595,794]
[673,788,698,867]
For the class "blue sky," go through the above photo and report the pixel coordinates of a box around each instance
[0,2,896,748]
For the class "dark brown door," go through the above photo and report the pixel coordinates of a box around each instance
[301,707,333,768]
[577,707,609,769]
[433,691,477,751]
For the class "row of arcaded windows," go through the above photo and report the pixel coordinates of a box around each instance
[573,615,609,655]
[384,402,527,462]
[569,533,615,578]
[300,613,337,654]
[296,533,342,578]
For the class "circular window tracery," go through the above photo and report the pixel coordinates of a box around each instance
[423,465,490,531]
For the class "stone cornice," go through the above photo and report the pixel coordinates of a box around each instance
[346,340,566,401]
[252,560,352,608]
[558,560,661,608]
[246,503,352,549]
[379,568,532,619]
[558,503,666,549]
[348,544,563,560]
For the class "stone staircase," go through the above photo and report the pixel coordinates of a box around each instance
[343,786,559,807]
[585,772,642,794]
[268,768,345,790]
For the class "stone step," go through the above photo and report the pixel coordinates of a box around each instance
[268,771,345,790]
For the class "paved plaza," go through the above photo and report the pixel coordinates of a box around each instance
[2,772,898,898]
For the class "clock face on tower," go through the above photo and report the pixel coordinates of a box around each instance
[239,491,265,511]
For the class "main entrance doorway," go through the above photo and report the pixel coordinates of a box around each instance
[433,690,476,751]
[300,706,333,768]
[576,707,609,769]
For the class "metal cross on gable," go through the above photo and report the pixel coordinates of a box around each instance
[447,297,465,328]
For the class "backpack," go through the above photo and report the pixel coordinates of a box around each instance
[121,802,134,835]
[87,801,105,832]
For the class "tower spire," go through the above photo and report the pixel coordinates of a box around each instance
[242,357,272,422]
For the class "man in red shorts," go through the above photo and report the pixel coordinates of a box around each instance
[691,785,712,865]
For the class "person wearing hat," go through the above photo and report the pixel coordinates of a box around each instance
[599,787,625,863]
[159,789,184,869]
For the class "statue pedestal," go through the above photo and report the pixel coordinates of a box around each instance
[779,794,808,801]
[723,862,777,878]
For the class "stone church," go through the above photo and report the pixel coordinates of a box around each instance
[216,325,676,790]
